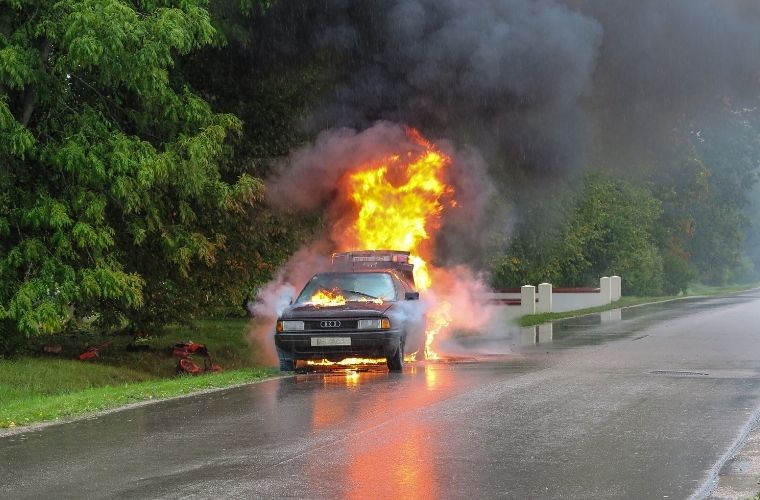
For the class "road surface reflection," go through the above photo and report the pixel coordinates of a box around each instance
[284,363,456,499]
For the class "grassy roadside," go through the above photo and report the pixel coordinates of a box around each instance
[0,318,278,430]
[0,365,276,429]
[519,282,760,327]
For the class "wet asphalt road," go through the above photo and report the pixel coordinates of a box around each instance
[3,292,760,499]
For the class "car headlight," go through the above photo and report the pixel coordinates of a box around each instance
[277,320,304,332]
[358,318,391,330]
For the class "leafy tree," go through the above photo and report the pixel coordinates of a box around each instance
[491,175,665,295]
[743,184,760,281]
[559,176,664,294]
[654,112,760,287]
[0,0,262,347]
[689,114,760,284]
[161,0,333,319]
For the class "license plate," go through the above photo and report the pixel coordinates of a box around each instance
[311,337,351,347]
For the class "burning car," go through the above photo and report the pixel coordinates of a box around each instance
[274,250,425,372]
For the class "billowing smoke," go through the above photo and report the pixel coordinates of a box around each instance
[247,242,331,364]
[247,0,760,362]
[267,121,493,265]
[306,0,602,176]
[252,0,760,176]
[570,0,760,166]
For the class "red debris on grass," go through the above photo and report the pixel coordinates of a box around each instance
[172,341,222,375]
[78,341,111,361]
[178,358,202,375]
[171,341,209,358]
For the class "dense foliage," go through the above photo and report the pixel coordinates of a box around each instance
[0,0,296,350]
[491,175,666,295]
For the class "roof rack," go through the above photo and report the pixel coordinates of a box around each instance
[331,250,415,285]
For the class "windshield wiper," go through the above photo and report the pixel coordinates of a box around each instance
[341,290,379,300]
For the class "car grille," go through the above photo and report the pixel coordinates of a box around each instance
[304,319,359,331]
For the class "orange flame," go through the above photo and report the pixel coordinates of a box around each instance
[308,289,384,307]
[308,288,347,307]
[306,358,386,366]
[424,301,452,360]
[306,355,419,367]
[347,147,452,290]
[337,129,455,358]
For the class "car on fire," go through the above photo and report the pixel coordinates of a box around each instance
[274,250,425,372]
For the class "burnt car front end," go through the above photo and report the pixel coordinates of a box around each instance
[273,250,422,372]
[275,304,403,363]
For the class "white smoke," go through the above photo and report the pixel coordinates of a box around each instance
[246,243,331,364]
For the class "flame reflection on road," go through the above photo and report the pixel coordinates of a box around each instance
[293,363,452,498]
[347,420,438,500]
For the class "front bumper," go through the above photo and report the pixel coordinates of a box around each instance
[274,330,403,361]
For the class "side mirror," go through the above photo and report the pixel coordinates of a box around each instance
[404,292,420,301]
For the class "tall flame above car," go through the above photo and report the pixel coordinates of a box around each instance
[335,128,455,358]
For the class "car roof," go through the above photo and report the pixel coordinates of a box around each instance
[328,250,417,288]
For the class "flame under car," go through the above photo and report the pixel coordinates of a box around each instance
[274,251,424,372]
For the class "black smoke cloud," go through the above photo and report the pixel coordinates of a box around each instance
[308,0,603,176]
[571,0,760,166]
[256,0,760,175]
[255,0,760,265]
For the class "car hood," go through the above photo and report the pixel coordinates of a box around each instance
[281,301,393,319]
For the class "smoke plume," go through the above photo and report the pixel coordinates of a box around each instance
[267,121,494,266]
[252,0,760,177]
[247,0,760,360]
[246,242,332,364]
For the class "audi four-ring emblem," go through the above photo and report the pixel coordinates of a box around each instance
[320,320,341,328]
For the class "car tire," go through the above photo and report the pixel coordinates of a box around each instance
[277,347,295,372]
[387,340,404,372]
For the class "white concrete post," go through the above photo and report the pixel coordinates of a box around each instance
[521,285,536,315]
[537,283,553,313]
[599,277,612,306]
[611,276,622,301]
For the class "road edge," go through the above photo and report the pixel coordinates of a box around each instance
[690,401,760,499]
[0,373,288,438]
[528,286,760,328]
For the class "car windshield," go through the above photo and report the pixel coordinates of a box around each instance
[296,272,396,303]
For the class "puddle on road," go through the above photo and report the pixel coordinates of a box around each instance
[458,292,760,355]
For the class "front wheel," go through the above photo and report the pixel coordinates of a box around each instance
[387,340,404,372]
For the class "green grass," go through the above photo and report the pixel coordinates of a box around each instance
[0,318,278,429]
[519,297,669,327]
[685,282,760,296]
[519,282,760,327]
[0,364,276,429]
